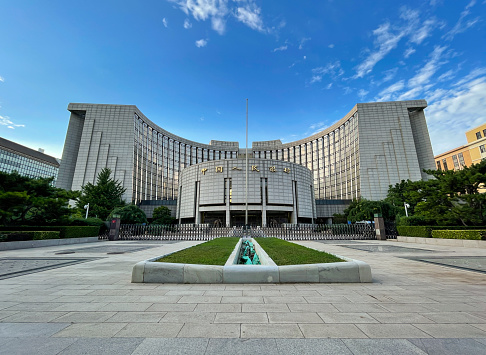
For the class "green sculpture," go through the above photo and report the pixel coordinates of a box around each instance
[238,240,261,265]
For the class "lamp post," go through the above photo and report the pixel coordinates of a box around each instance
[84,203,90,219]
[245,98,248,229]
[404,202,410,217]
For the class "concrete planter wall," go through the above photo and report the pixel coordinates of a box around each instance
[0,237,100,251]
[397,236,486,249]
[132,238,372,283]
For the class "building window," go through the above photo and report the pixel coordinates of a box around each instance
[436,161,442,170]
[452,155,460,170]
[442,158,448,171]
[483,129,486,137]
[476,132,482,140]
[458,153,465,167]
[480,145,486,153]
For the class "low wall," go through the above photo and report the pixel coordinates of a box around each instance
[397,236,486,249]
[132,238,372,283]
[0,237,101,251]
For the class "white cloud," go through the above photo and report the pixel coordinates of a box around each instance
[170,0,229,34]
[376,80,405,101]
[326,83,333,89]
[163,18,168,27]
[183,18,192,29]
[299,37,311,50]
[408,46,447,88]
[404,47,415,58]
[358,89,369,100]
[303,55,306,60]
[437,69,455,82]
[311,61,344,83]
[235,3,265,32]
[0,115,25,129]
[273,45,287,52]
[0,76,4,82]
[310,76,322,84]
[426,74,486,155]
[381,68,398,83]
[328,44,335,49]
[195,38,208,47]
[443,0,480,41]
[453,67,486,87]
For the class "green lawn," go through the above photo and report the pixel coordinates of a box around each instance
[156,237,240,265]
[254,237,344,265]
[155,236,344,266]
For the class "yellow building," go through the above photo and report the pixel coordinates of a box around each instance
[434,123,486,171]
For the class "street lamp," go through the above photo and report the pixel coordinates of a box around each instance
[84,203,90,219]
[404,202,410,217]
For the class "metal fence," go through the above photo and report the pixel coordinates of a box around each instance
[100,223,376,241]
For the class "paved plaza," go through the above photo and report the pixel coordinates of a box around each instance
[0,238,485,354]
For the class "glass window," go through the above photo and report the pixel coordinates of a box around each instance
[436,160,442,170]
[452,155,460,170]
[476,132,482,140]
[457,152,465,166]
[442,158,448,171]
[480,145,486,153]
[483,129,486,137]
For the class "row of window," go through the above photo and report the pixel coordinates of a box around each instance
[475,129,486,140]
[437,152,466,171]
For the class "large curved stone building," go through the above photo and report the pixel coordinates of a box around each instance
[57,100,434,225]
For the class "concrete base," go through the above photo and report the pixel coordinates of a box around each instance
[0,237,101,251]
[131,239,372,283]
[397,236,486,249]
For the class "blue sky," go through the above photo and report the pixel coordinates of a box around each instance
[0,0,485,159]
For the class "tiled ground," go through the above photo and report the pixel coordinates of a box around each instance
[0,238,485,354]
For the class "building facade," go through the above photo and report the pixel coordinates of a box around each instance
[0,137,60,184]
[434,123,486,171]
[57,100,434,223]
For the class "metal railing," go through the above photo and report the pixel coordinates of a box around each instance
[100,223,376,241]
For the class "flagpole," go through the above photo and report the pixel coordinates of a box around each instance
[245,98,248,228]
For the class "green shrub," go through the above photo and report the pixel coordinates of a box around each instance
[33,231,60,240]
[397,226,432,238]
[432,230,486,240]
[396,215,437,226]
[0,231,60,242]
[0,226,100,238]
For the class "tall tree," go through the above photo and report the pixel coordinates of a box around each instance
[76,168,126,220]
[151,206,174,225]
[0,171,78,226]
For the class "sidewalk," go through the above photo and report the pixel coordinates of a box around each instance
[0,238,485,354]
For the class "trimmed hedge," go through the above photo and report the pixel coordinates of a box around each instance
[397,226,486,238]
[0,231,60,242]
[432,230,486,240]
[0,226,100,239]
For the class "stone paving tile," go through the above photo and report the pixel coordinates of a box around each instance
[179,296,222,304]
[275,338,352,355]
[132,338,209,355]
[408,338,486,355]
[59,337,144,355]
[3,302,66,311]
[195,303,241,312]
[471,323,486,331]
[135,295,183,303]
[224,285,262,291]
[104,311,166,323]
[422,303,479,312]
[356,324,432,338]
[415,323,486,338]
[421,312,486,323]
[287,303,338,313]
[161,311,217,323]
[221,296,263,304]
[318,312,378,324]
[206,338,279,355]
[242,304,289,313]
[304,296,350,303]
[178,323,240,338]
[146,303,197,312]
[53,311,117,323]
[54,322,127,338]
[343,339,427,355]
[378,303,434,313]
[1,311,67,323]
[0,311,19,320]
[214,312,268,323]
[242,290,282,297]
[204,290,242,297]
[331,303,389,313]
[51,302,109,312]
[114,322,184,338]
[298,324,367,338]
[241,324,303,338]
[164,290,206,296]
[468,303,486,311]
[264,296,307,304]
[0,336,77,355]
[268,312,323,324]
[281,290,322,297]
[99,302,154,312]
[0,322,70,337]
[369,312,436,324]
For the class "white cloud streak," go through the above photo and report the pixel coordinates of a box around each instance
[443,0,480,41]
[183,18,192,29]
[310,61,344,84]
[0,115,25,129]
[299,37,311,50]
[195,38,208,47]
[235,3,265,32]
[273,45,287,52]
[163,18,168,27]
[0,76,4,82]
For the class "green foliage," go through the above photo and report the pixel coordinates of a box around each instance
[152,206,174,225]
[396,215,437,226]
[108,205,147,224]
[0,171,79,226]
[343,199,400,222]
[254,237,344,265]
[432,230,486,240]
[157,237,240,265]
[332,213,348,224]
[76,168,126,220]
[0,230,60,242]
[387,160,486,226]
[397,226,433,238]
[0,226,100,238]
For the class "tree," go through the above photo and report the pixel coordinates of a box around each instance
[0,171,78,226]
[108,205,147,224]
[76,168,126,220]
[343,199,400,223]
[152,206,174,225]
